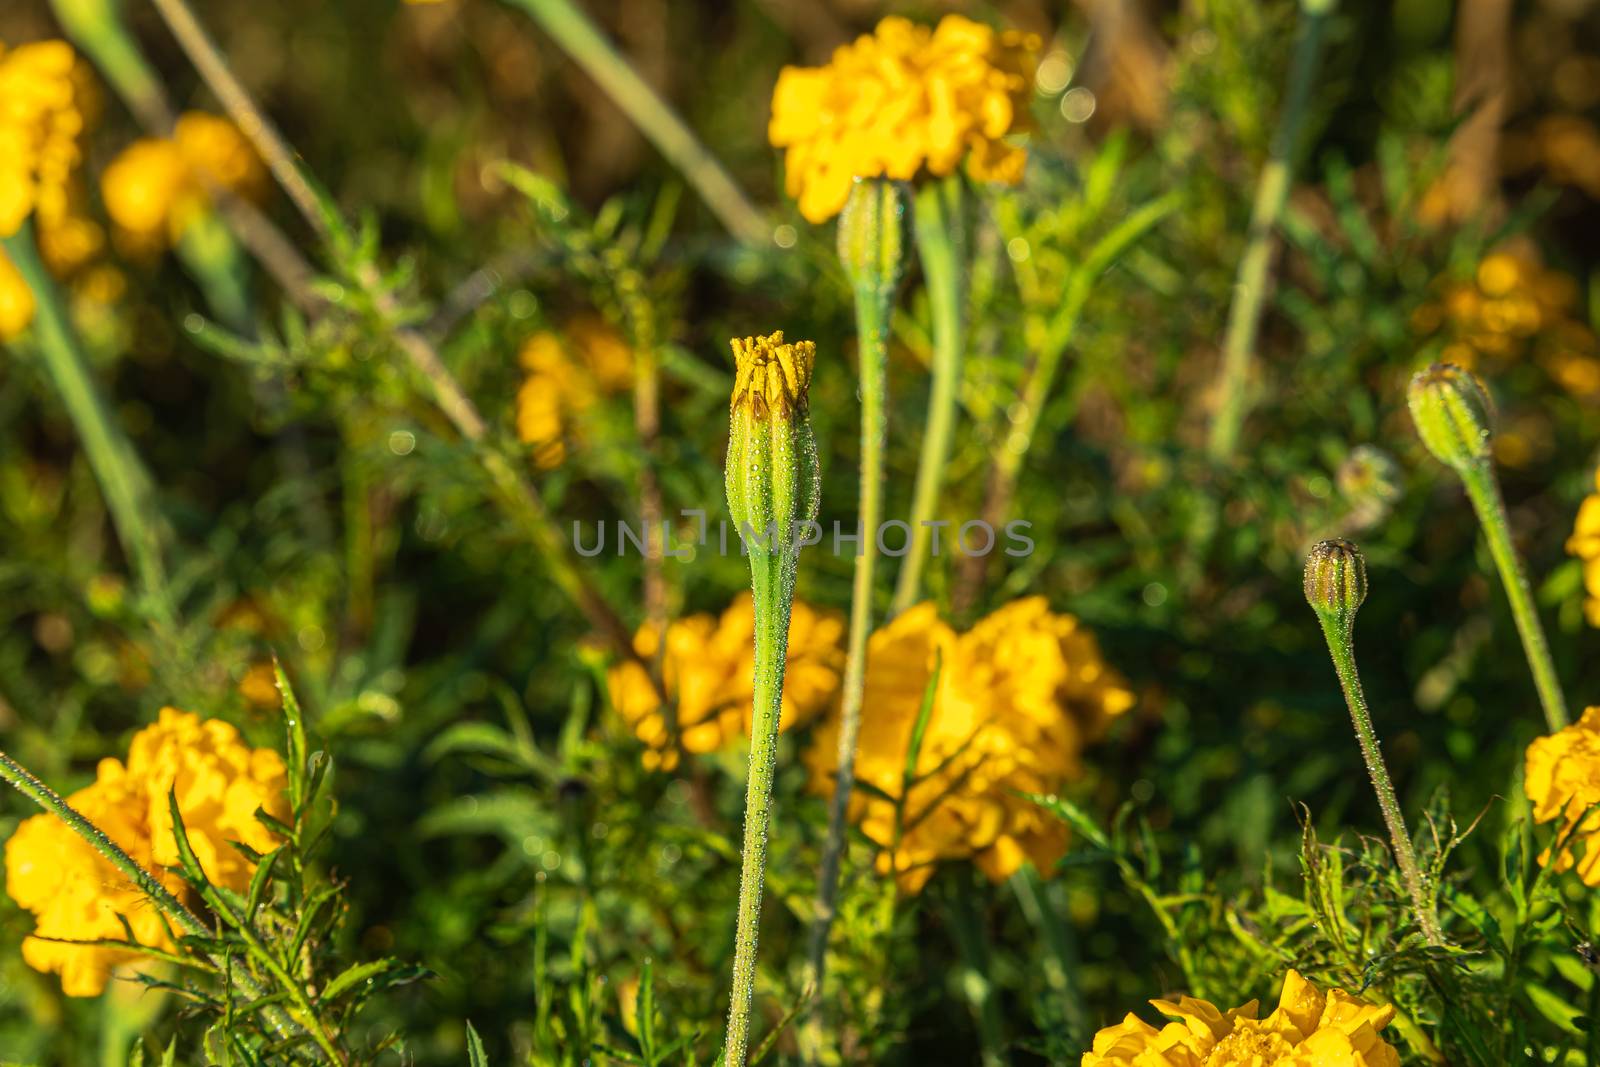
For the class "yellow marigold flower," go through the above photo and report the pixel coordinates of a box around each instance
[515,315,635,469]
[1568,470,1600,628]
[0,248,35,341]
[101,111,266,250]
[608,594,846,772]
[768,15,1039,223]
[1082,969,1400,1067]
[3,709,288,996]
[805,597,1134,892]
[1524,706,1600,884]
[0,40,86,237]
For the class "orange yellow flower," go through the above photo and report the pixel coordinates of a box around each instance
[1524,706,1600,885]
[515,315,634,468]
[1568,470,1600,628]
[0,39,85,238]
[101,111,267,251]
[3,709,289,996]
[805,597,1134,892]
[1082,970,1400,1067]
[608,594,845,772]
[768,15,1038,223]
[0,248,35,341]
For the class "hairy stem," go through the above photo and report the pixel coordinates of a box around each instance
[723,549,793,1067]
[1206,0,1331,460]
[499,0,767,245]
[1459,463,1569,732]
[893,176,965,615]
[1314,615,1446,947]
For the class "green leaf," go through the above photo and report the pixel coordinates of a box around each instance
[1029,793,1111,852]
[274,656,308,814]
[637,958,657,1065]
[320,958,402,1003]
[165,788,209,886]
[466,1021,488,1067]
[245,846,283,924]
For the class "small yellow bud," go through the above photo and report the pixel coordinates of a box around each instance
[725,332,821,555]
[1304,538,1367,624]
[1408,362,1495,472]
[730,331,815,420]
[836,179,908,306]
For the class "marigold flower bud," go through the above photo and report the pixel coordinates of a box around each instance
[836,179,908,307]
[1408,362,1495,471]
[725,332,820,554]
[1304,538,1367,624]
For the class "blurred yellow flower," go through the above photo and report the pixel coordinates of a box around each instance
[0,249,35,341]
[1568,470,1600,628]
[608,594,846,772]
[1082,969,1399,1066]
[1524,706,1600,885]
[768,15,1039,222]
[515,315,635,469]
[0,39,85,238]
[3,709,289,996]
[805,597,1134,892]
[101,112,267,251]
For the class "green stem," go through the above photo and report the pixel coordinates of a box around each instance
[1009,864,1086,1048]
[0,751,300,1047]
[498,0,767,245]
[893,176,965,615]
[1313,615,1446,947]
[947,875,1005,1067]
[1206,0,1331,460]
[723,549,793,1067]
[48,0,176,131]
[1459,463,1570,732]
[799,249,891,1059]
[2,229,174,622]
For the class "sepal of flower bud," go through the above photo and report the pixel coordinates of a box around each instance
[725,332,821,556]
[1408,362,1495,472]
[1304,538,1367,628]
[837,179,908,306]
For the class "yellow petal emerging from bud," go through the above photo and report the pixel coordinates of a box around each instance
[1304,538,1367,623]
[1408,362,1495,471]
[730,331,815,421]
[725,332,821,555]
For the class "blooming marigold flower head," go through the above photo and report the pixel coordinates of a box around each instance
[3,709,288,995]
[1524,706,1600,884]
[1567,469,1600,628]
[515,315,634,469]
[0,39,87,238]
[1082,969,1400,1067]
[768,15,1039,222]
[805,597,1134,892]
[101,111,266,251]
[607,594,845,772]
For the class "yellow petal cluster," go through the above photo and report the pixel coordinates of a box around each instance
[515,314,635,468]
[0,39,85,238]
[1568,469,1600,628]
[608,594,846,772]
[805,597,1134,892]
[768,15,1039,223]
[1524,705,1600,884]
[3,709,289,996]
[1082,970,1400,1067]
[100,112,267,251]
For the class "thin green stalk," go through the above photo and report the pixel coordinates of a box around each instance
[497,0,766,245]
[723,549,789,1067]
[0,751,301,1048]
[893,176,965,615]
[1009,864,1087,1048]
[800,181,902,1060]
[1315,614,1444,946]
[49,0,175,131]
[1206,0,1332,460]
[1460,464,1570,732]
[947,875,1005,1067]
[2,229,173,621]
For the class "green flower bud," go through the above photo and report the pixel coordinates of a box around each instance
[837,179,908,307]
[1304,538,1367,626]
[725,332,821,555]
[1407,362,1495,472]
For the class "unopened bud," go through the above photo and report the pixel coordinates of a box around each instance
[725,332,821,556]
[1408,363,1495,472]
[1305,538,1367,625]
[836,179,907,305]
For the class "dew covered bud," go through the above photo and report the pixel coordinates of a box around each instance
[837,179,908,306]
[1304,538,1367,625]
[725,331,821,555]
[1408,362,1495,472]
